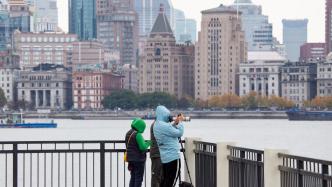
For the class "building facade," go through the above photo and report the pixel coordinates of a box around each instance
[0,50,19,102]
[281,62,317,107]
[195,4,247,101]
[26,0,58,32]
[239,51,286,97]
[231,0,273,51]
[96,0,138,65]
[69,0,96,40]
[13,31,78,69]
[317,54,332,96]
[122,64,138,93]
[282,19,308,62]
[71,41,106,71]
[0,4,10,50]
[139,8,195,99]
[8,0,33,33]
[300,43,326,62]
[326,0,332,54]
[72,71,123,109]
[17,64,72,110]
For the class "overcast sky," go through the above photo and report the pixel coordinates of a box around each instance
[57,0,325,43]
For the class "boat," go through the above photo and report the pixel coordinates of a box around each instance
[286,108,332,121]
[0,113,57,128]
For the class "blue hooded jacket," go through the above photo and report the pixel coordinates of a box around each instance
[153,105,184,164]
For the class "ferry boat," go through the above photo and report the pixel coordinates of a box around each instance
[0,113,57,128]
[286,108,332,121]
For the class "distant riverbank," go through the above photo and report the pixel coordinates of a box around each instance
[1,110,287,120]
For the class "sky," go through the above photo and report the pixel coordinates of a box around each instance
[57,0,325,43]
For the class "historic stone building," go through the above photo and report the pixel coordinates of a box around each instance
[239,51,286,97]
[72,71,123,110]
[122,64,139,93]
[13,31,78,69]
[0,50,19,102]
[317,53,332,96]
[195,4,247,101]
[139,7,195,99]
[17,64,72,110]
[281,62,317,107]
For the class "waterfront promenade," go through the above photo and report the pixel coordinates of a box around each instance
[0,138,331,187]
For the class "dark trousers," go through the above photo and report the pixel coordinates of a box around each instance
[129,161,145,187]
[161,159,181,187]
[151,157,163,187]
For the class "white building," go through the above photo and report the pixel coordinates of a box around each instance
[317,53,332,96]
[239,51,286,97]
[0,50,19,102]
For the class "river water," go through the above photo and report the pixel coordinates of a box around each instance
[0,119,331,161]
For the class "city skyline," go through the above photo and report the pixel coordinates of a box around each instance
[57,0,324,43]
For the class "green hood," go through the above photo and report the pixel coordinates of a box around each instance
[131,118,146,133]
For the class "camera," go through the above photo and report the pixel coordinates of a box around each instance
[168,114,191,122]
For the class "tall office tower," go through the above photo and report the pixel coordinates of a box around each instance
[195,4,247,101]
[0,3,10,50]
[231,0,273,51]
[134,0,174,38]
[96,0,137,65]
[139,6,195,99]
[283,19,308,62]
[26,0,58,32]
[185,19,197,42]
[326,0,332,54]
[174,9,185,41]
[69,0,96,40]
[8,0,33,33]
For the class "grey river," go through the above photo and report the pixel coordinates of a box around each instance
[0,118,331,160]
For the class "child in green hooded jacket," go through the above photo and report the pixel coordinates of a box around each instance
[125,118,151,187]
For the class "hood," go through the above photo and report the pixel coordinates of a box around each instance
[156,105,171,122]
[131,118,146,133]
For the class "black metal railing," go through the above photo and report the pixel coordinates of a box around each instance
[194,141,217,187]
[279,153,332,187]
[0,140,149,187]
[227,145,264,187]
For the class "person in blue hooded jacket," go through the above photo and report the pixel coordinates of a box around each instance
[153,105,184,187]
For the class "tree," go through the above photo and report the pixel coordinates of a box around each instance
[102,90,137,110]
[241,92,258,109]
[0,88,7,108]
[137,92,177,109]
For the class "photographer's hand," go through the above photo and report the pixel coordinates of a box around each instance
[174,114,184,125]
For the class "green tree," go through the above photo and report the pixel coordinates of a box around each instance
[102,90,137,110]
[137,92,177,109]
[241,92,258,109]
[0,88,7,108]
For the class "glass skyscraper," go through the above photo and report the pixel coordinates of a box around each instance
[0,4,9,50]
[69,0,96,40]
[231,0,273,51]
[283,19,308,62]
[135,0,174,37]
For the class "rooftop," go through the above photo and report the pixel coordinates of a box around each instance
[201,4,239,14]
[248,51,287,62]
[150,5,173,35]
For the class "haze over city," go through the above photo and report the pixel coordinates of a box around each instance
[57,0,325,42]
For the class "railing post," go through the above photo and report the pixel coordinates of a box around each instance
[216,142,235,187]
[322,164,328,187]
[184,137,201,186]
[13,143,18,187]
[100,142,105,187]
[264,149,288,187]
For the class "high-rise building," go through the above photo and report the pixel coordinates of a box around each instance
[195,4,247,101]
[231,0,273,51]
[317,53,332,96]
[300,43,326,62]
[69,0,96,40]
[26,0,58,32]
[8,0,33,33]
[282,19,308,62]
[139,6,195,99]
[185,19,197,42]
[174,9,197,43]
[134,0,174,38]
[0,49,19,102]
[96,0,138,65]
[0,4,10,50]
[174,9,185,41]
[326,0,332,54]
